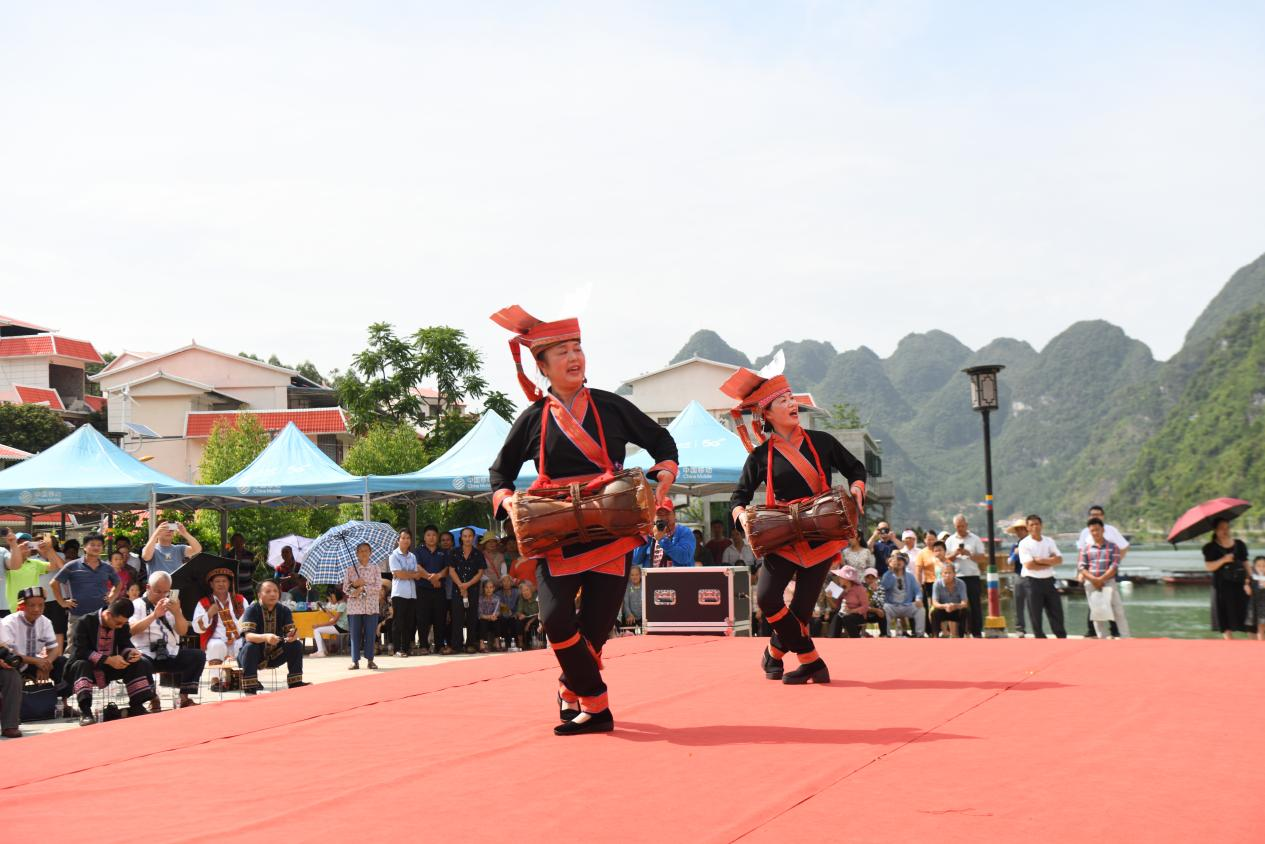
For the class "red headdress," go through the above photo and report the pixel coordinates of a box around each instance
[489,305,582,403]
[719,368,794,453]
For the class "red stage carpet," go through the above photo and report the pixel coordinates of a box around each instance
[3,636,1262,842]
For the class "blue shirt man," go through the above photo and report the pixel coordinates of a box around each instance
[868,521,898,575]
[632,501,696,568]
[52,555,120,618]
[415,539,450,592]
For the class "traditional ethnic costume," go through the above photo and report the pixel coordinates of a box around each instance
[69,607,156,720]
[489,306,678,735]
[238,600,306,694]
[0,588,71,699]
[724,367,866,685]
[192,572,248,664]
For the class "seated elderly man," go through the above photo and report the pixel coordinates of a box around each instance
[68,598,156,725]
[192,567,248,692]
[0,587,71,707]
[238,580,309,695]
[930,561,971,638]
[881,552,927,637]
[130,571,205,710]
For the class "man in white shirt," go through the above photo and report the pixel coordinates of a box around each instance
[130,572,204,709]
[1017,514,1066,638]
[192,569,247,691]
[721,532,757,570]
[0,587,69,701]
[1075,506,1128,638]
[1074,506,1130,556]
[944,514,987,637]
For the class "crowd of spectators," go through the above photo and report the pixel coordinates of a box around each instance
[1,499,1256,738]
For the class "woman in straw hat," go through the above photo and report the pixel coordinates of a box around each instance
[724,367,866,685]
[489,306,678,735]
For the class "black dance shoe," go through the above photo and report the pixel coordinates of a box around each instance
[557,694,580,722]
[762,648,784,680]
[553,709,614,736]
[782,658,830,685]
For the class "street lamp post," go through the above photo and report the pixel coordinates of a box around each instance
[963,364,1006,638]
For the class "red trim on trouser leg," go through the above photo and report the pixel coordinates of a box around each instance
[559,684,579,704]
[579,692,609,714]
[766,607,789,624]
[768,644,786,659]
[798,649,819,664]
[585,639,604,671]
[550,632,581,651]
[799,619,810,638]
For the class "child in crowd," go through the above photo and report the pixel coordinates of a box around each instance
[516,581,540,649]
[477,579,501,652]
[1246,556,1265,641]
[864,567,889,637]
[313,587,346,658]
[109,550,134,596]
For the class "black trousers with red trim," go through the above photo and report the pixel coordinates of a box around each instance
[755,553,832,659]
[536,556,630,710]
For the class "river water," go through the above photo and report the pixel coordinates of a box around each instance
[997,545,1259,639]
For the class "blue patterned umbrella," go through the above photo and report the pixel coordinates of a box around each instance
[300,520,398,584]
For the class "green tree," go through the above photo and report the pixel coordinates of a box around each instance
[483,391,517,423]
[337,323,496,434]
[0,404,71,453]
[85,351,116,396]
[828,402,863,429]
[198,416,271,484]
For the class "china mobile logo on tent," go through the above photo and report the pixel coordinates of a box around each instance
[19,489,61,505]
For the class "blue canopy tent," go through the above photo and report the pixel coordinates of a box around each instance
[367,412,537,501]
[626,400,747,496]
[160,422,372,514]
[0,424,186,513]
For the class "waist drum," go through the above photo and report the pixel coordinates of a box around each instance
[511,469,656,558]
[747,487,859,560]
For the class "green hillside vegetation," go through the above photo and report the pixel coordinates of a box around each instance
[662,252,1265,529]
[1111,305,1265,526]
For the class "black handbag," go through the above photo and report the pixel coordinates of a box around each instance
[20,681,56,721]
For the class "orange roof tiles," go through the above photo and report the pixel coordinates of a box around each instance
[185,409,349,438]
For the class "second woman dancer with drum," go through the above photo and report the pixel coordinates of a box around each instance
[725,367,867,685]
[489,306,678,735]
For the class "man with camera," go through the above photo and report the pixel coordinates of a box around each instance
[141,521,202,576]
[631,500,697,568]
[68,597,157,726]
[130,571,204,710]
[867,521,900,576]
[0,587,70,711]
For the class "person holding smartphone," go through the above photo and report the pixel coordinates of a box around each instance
[142,522,202,576]
[867,521,899,577]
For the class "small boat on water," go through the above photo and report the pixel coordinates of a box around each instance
[1116,565,1155,584]
[1160,570,1212,586]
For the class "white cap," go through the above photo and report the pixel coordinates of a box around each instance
[901,530,917,540]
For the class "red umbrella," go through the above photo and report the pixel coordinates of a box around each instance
[1167,497,1252,545]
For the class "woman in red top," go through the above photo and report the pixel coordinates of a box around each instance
[725,367,867,685]
[489,306,677,735]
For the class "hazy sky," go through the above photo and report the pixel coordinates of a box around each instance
[3,2,1263,408]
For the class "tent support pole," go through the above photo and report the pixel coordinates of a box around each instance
[219,510,229,551]
[408,501,417,536]
[362,492,371,522]
[148,491,157,535]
